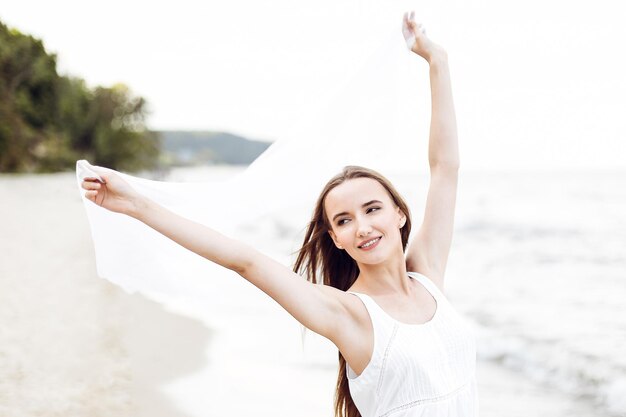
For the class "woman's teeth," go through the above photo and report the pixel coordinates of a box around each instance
[360,237,380,248]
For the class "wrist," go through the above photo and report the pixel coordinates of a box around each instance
[426,47,448,66]
[128,194,152,220]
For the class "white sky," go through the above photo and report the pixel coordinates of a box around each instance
[1,0,625,170]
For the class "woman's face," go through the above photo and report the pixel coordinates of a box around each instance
[325,177,406,265]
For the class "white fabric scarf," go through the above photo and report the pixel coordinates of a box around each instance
[75,6,431,314]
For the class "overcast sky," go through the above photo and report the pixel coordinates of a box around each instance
[2,0,625,170]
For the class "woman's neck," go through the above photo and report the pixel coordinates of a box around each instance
[354,256,411,296]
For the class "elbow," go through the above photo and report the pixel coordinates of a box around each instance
[232,255,253,277]
[232,245,259,277]
[233,261,249,277]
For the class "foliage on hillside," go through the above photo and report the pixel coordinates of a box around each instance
[0,21,159,173]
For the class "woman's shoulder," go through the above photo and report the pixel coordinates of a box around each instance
[318,283,372,324]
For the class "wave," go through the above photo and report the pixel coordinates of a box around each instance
[472,321,626,416]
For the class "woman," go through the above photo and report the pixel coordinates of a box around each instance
[81,12,478,417]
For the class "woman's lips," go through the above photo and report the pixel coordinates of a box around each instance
[358,237,381,251]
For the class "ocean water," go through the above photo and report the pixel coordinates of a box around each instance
[450,169,626,415]
[153,166,626,416]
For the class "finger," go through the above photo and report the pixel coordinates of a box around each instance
[403,13,410,30]
[86,165,108,184]
[82,180,101,190]
[85,190,98,200]
[85,176,105,184]
[404,12,411,25]
[96,186,107,206]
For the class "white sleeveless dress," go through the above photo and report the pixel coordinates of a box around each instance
[346,272,479,417]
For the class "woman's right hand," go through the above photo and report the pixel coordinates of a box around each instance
[402,11,445,63]
[81,165,143,216]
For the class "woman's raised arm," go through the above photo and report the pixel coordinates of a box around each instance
[402,12,460,292]
[81,167,357,344]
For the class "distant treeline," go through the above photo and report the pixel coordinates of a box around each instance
[0,20,271,173]
[158,131,271,166]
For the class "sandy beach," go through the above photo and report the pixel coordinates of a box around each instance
[0,172,212,417]
[0,171,608,416]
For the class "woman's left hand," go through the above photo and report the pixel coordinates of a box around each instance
[402,11,444,62]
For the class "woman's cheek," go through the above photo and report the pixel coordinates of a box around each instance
[339,228,353,248]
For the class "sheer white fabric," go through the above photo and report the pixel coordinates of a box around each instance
[75,8,430,308]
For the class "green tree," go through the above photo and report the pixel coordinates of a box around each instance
[0,23,59,171]
[0,20,160,173]
[85,84,159,171]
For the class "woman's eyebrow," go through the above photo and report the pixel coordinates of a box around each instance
[331,200,383,222]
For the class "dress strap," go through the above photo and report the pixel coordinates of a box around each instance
[347,291,384,321]
[348,292,394,325]
[407,271,445,302]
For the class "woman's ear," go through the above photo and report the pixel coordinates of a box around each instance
[328,230,344,250]
[397,209,407,228]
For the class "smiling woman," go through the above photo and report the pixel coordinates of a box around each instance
[291,160,475,417]
[294,167,412,290]
[77,11,473,417]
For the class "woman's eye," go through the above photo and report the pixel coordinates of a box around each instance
[366,207,381,214]
[337,219,349,226]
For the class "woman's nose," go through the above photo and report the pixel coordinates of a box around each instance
[356,219,373,237]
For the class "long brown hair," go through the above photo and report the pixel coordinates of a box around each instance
[293,166,412,417]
